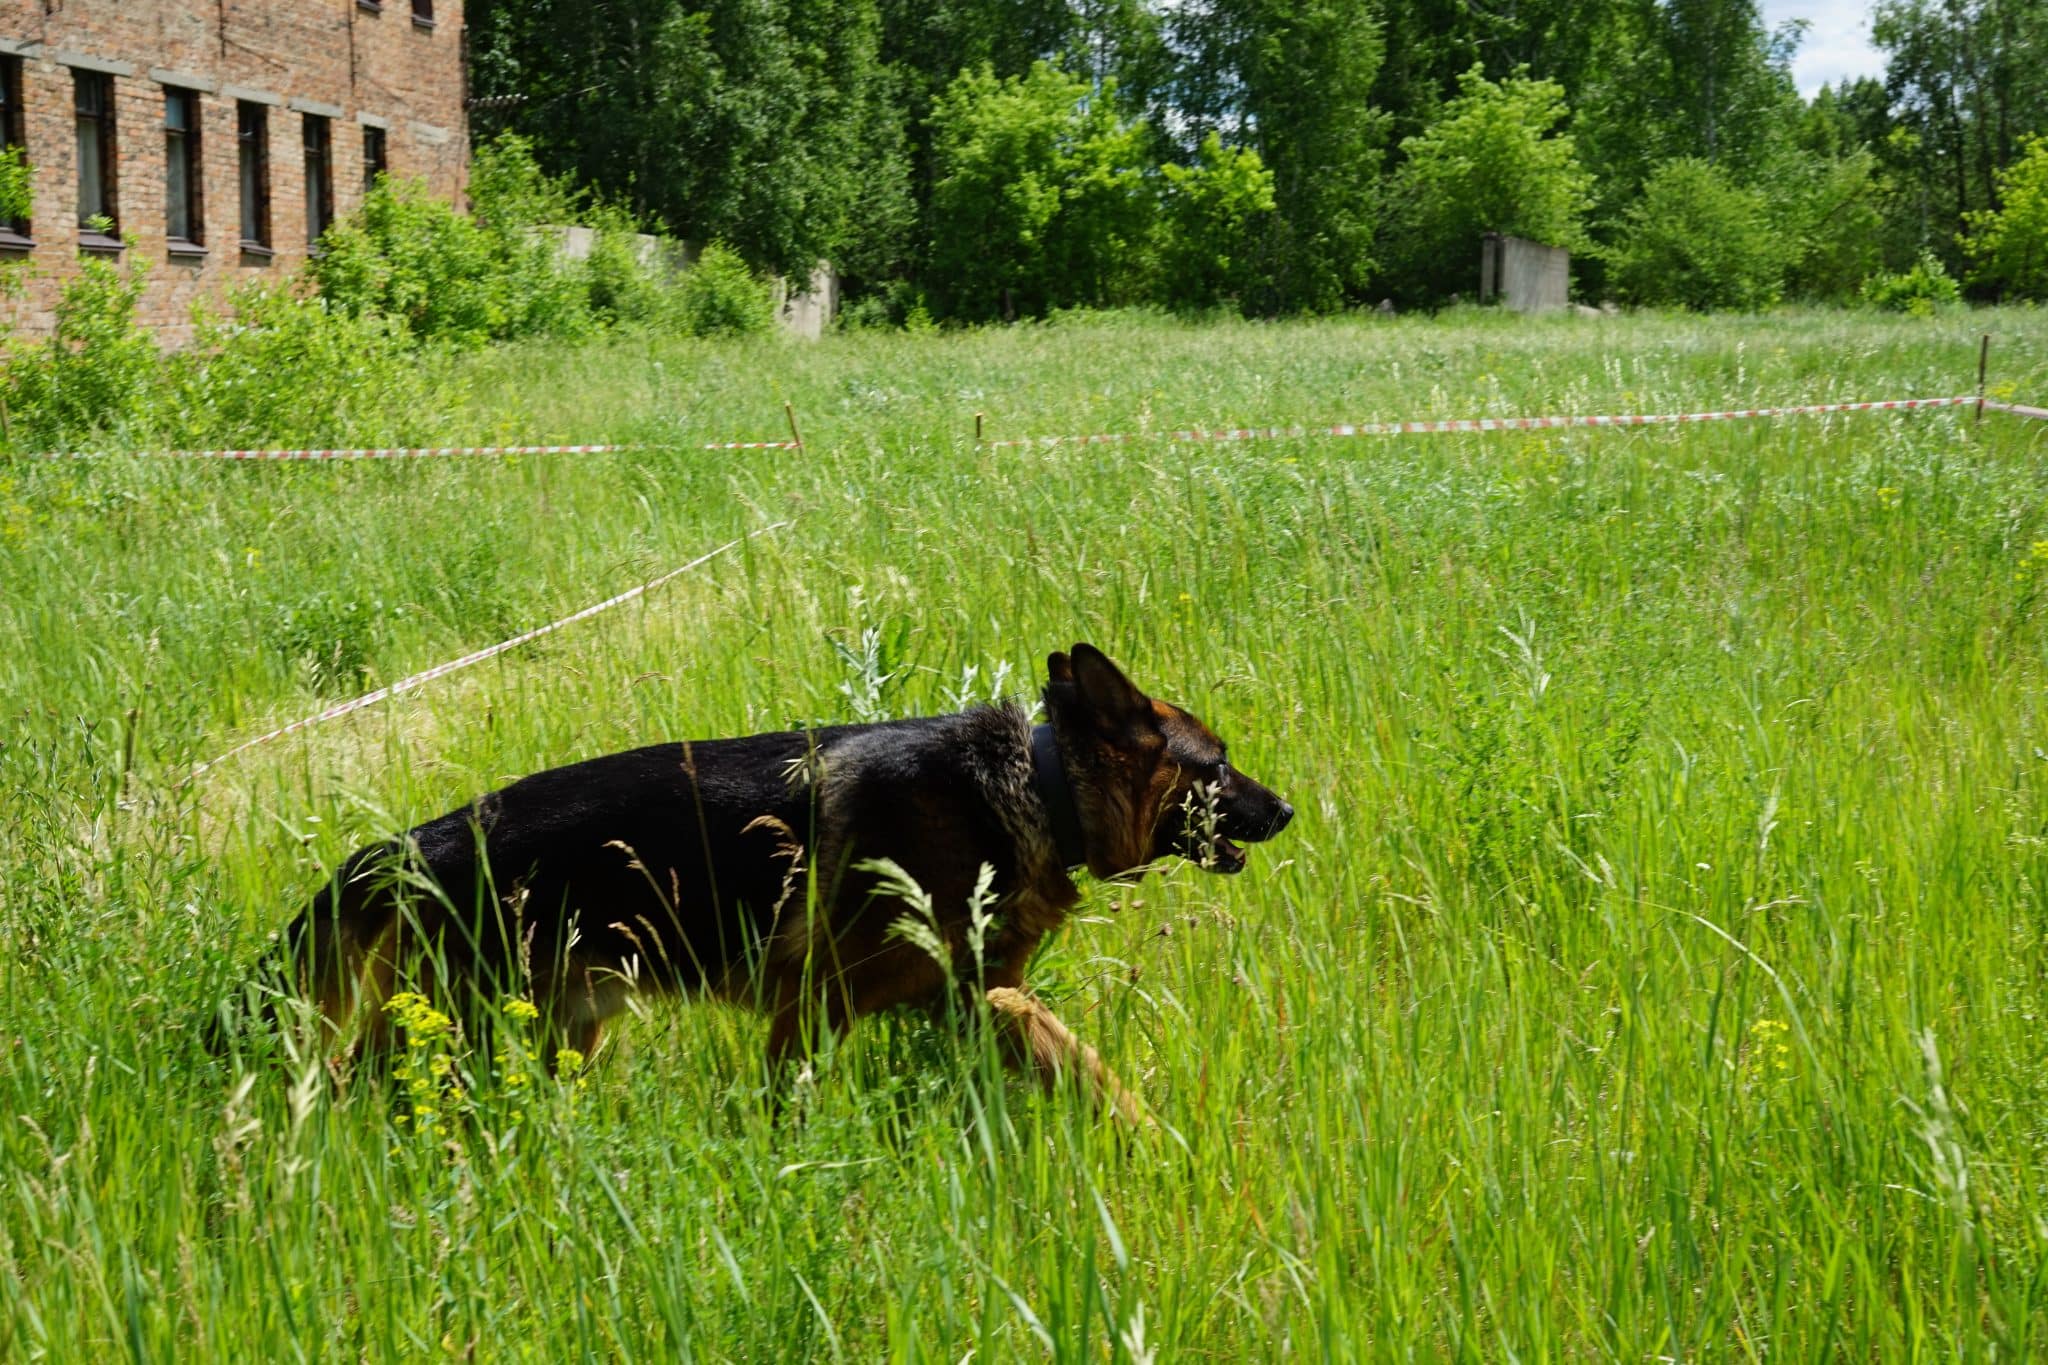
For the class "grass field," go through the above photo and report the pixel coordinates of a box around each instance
[4,306,2048,1359]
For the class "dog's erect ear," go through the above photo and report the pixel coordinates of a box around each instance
[1046,650,1075,685]
[1067,643,1151,732]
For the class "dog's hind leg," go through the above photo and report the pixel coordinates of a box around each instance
[983,986,1152,1128]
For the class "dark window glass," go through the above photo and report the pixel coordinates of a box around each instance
[413,0,434,23]
[362,125,387,196]
[303,114,332,245]
[0,56,27,239]
[238,100,269,248]
[74,69,117,234]
[165,88,203,247]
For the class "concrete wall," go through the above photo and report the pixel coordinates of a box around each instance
[774,263,835,341]
[1480,233,1570,313]
[2,0,467,344]
[535,226,838,339]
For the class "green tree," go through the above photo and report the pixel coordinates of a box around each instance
[925,63,1155,320]
[1606,156,1787,308]
[1874,0,2048,267]
[467,0,908,280]
[1170,0,1388,312]
[1574,0,1802,216]
[1771,146,1888,300]
[1158,134,1279,309]
[1384,64,1593,302]
[1964,133,2048,297]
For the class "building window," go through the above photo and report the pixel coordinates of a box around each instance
[165,88,204,252]
[238,100,270,253]
[362,124,388,195]
[74,69,119,245]
[412,0,435,26]
[303,114,333,245]
[0,55,28,245]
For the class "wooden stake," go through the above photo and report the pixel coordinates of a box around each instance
[975,411,984,446]
[1976,333,1990,423]
[784,401,804,450]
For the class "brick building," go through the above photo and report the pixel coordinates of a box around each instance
[2,1,466,343]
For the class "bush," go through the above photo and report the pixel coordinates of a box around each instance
[0,143,29,227]
[1384,65,1594,304]
[1964,134,2048,299]
[926,63,1155,321]
[1773,149,1887,303]
[1605,158,1786,311]
[581,202,672,328]
[311,178,522,347]
[311,134,603,347]
[1158,134,1277,311]
[675,242,773,337]
[267,591,389,694]
[1860,250,1963,314]
[3,252,158,449]
[169,284,445,447]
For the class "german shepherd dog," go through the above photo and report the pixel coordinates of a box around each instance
[219,644,1292,1122]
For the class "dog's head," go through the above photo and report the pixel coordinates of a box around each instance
[1043,643,1292,880]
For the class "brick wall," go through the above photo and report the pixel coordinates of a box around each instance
[2,0,466,345]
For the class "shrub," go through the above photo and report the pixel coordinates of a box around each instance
[312,134,596,347]
[1158,134,1277,311]
[1385,65,1594,304]
[311,178,519,347]
[169,284,444,447]
[4,251,158,449]
[1772,149,1886,303]
[1963,134,2048,299]
[581,202,671,328]
[0,143,29,227]
[675,242,773,337]
[267,591,388,694]
[926,63,1155,321]
[1860,250,1962,314]
[1605,157,1787,310]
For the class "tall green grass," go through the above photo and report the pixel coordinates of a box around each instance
[3,307,2047,1358]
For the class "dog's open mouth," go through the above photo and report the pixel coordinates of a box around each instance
[1205,836,1247,874]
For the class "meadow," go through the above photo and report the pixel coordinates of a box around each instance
[3,306,2048,1359]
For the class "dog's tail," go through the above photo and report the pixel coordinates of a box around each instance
[203,848,400,1056]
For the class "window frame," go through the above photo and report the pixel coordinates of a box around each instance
[74,68,121,250]
[164,87,205,255]
[412,0,435,28]
[0,55,29,248]
[302,112,333,247]
[361,124,388,197]
[237,99,272,256]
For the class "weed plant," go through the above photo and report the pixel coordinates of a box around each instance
[2,308,2047,1357]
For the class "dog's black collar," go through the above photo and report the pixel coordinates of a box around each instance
[1031,723,1088,871]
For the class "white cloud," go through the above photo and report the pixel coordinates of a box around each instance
[1761,0,1886,96]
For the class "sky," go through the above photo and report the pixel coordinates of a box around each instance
[1760,0,1886,97]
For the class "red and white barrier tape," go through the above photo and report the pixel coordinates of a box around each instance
[1985,399,2048,422]
[28,440,800,461]
[183,520,790,783]
[983,395,1983,449]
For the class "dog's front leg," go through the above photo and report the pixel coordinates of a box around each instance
[983,986,1152,1128]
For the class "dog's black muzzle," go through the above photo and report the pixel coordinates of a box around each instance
[1179,772,1293,874]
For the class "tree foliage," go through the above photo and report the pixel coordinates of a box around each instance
[459,0,2048,316]
[1386,65,1593,301]
[1169,0,1388,312]
[1606,157,1788,309]
[1964,134,2048,298]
